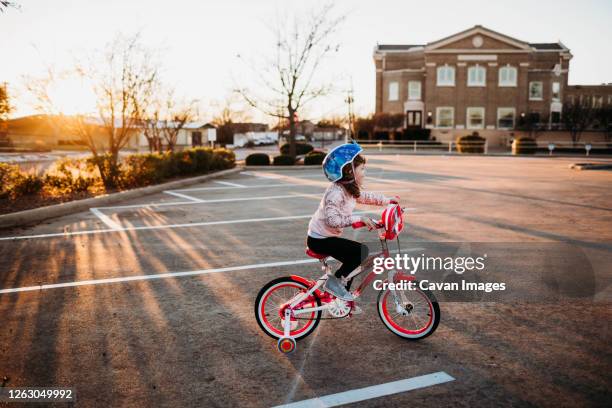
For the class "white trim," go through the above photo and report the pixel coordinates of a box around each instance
[425,62,436,67]
[488,62,498,66]
[458,54,497,61]
[457,62,467,67]
[382,68,425,74]
[435,106,454,128]
[466,107,485,129]
[497,107,516,129]
[426,26,530,50]
[427,49,529,54]
[520,62,530,67]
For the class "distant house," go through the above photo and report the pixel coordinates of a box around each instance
[137,122,217,151]
[312,125,345,141]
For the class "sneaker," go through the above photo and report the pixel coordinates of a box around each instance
[324,275,354,301]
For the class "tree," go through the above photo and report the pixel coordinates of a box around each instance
[0,83,11,121]
[595,106,612,142]
[562,101,595,144]
[211,96,252,146]
[0,1,19,13]
[159,93,196,152]
[235,3,345,158]
[26,34,159,188]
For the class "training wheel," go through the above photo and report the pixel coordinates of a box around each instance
[277,337,297,354]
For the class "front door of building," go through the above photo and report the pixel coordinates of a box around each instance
[406,111,422,128]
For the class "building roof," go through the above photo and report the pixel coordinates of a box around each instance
[529,43,564,50]
[376,44,423,51]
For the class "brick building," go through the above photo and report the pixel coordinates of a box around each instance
[373,25,612,144]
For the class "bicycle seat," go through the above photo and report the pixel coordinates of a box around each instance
[305,248,329,259]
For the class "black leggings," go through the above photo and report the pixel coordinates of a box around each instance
[306,236,369,289]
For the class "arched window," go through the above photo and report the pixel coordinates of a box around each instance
[436,65,455,86]
[499,65,517,87]
[467,65,486,86]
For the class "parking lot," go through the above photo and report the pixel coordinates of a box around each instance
[1,155,611,407]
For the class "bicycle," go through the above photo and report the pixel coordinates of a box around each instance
[254,203,441,353]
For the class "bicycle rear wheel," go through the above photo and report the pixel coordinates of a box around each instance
[255,276,322,341]
[377,281,440,340]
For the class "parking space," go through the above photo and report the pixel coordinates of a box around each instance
[1,155,611,406]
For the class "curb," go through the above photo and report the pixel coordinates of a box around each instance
[0,167,243,230]
[569,163,612,170]
[243,165,321,170]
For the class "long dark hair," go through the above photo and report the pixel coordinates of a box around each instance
[338,154,366,198]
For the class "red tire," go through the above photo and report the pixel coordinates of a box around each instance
[255,277,322,341]
[377,282,440,340]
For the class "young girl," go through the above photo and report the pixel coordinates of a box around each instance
[306,143,398,301]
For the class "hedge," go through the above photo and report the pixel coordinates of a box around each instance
[280,142,313,156]
[273,155,296,165]
[304,150,325,165]
[0,147,236,200]
[512,137,537,155]
[456,133,486,153]
[245,153,271,166]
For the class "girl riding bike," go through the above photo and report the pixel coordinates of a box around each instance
[306,142,399,302]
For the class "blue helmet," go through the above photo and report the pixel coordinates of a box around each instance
[322,142,363,182]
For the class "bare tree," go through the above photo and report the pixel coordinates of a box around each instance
[562,101,595,144]
[0,1,20,13]
[26,35,158,188]
[235,3,345,157]
[211,96,253,146]
[156,91,196,152]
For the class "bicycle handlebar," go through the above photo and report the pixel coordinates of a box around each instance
[352,219,384,230]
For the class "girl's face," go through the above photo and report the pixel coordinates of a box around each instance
[354,162,366,186]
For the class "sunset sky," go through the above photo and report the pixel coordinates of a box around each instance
[2,0,611,123]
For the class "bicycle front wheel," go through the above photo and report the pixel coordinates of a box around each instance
[377,281,440,340]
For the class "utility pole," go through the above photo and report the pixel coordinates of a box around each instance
[345,83,355,143]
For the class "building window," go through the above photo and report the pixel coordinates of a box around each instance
[436,107,454,128]
[408,81,421,100]
[608,95,612,106]
[466,107,485,129]
[497,108,515,129]
[437,65,455,86]
[467,65,486,87]
[593,95,603,108]
[567,95,575,104]
[499,65,517,87]
[388,81,399,101]
[529,81,543,100]
[552,82,561,102]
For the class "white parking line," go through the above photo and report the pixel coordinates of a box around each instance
[0,210,386,241]
[273,372,455,408]
[174,183,321,193]
[215,180,246,187]
[0,258,320,294]
[0,246,424,294]
[89,208,122,230]
[163,190,204,202]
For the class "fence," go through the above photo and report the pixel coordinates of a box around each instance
[359,140,489,154]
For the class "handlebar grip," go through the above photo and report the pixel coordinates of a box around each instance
[352,221,366,229]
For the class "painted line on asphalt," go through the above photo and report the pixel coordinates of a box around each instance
[174,183,320,192]
[163,190,204,202]
[0,246,424,294]
[0,208,406,241]
[97,193,321,210]
[0,258,320,294]
[273,372,455,408]
[89,208,122,230]
[214,180,246,187]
